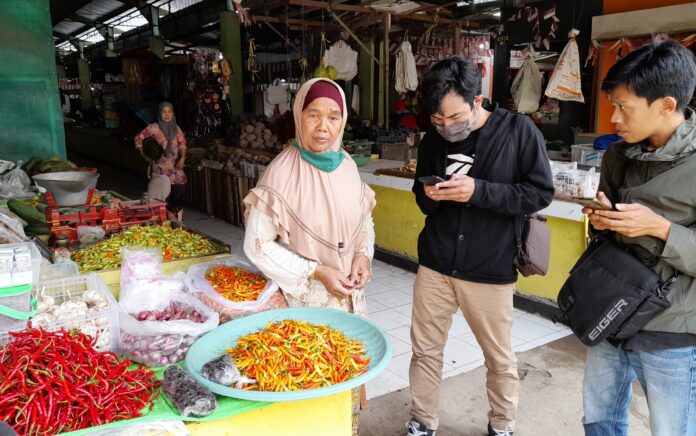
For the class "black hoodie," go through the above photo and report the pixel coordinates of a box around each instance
[413,104,554,284]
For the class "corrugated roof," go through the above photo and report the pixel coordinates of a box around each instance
[74,0,124,21]
[53,20,85,35]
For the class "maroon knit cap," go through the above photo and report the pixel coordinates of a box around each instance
[302,81,343,114]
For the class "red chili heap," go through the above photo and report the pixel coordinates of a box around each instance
[0,328,159,436]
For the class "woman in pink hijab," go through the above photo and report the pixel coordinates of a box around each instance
[243,78,376,434]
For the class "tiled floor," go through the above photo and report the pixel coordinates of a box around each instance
[183,208,572,400]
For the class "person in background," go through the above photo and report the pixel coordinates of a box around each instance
[581,40,696,436]
[243,78,376,436]
[134,102,187,222]
[406,57,554,436]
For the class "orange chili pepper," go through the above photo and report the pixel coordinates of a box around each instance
[227,320,370,392]
[205,265,267,302]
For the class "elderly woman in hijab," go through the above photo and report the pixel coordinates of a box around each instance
[134,102,187,221]
[243,79,376,434]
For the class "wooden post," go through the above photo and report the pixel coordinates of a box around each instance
[383,13,390,130]
[453,23,461,56]
[358,37,375,120]
[220,11,244,115]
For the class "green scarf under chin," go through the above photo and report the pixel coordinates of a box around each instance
[292,140,345,172]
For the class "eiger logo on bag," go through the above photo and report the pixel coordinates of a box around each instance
[588,299,629,341]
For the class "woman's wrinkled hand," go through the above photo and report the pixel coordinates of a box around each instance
[314,265,354,299]
[349,254,371,289]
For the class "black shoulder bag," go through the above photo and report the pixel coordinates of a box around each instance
[556,160,679,346]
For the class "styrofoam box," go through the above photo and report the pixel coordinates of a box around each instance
[30,273,120,352]
[571,144,606,167]
[0,242,43,287]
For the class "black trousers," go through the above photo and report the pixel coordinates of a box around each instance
[167,183,186,213]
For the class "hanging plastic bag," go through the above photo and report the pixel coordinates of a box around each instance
[263,79,290,118]
[545,29,584,103]
[324,40,358,81]
[395,41,418,94]
[511,50,542,114]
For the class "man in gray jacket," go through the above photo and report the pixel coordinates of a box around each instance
[582,40,696,436]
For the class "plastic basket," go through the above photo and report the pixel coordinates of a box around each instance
[185,256,280,323]
[31,273,119,352]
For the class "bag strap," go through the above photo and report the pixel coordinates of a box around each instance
[514,215,527,264]
[0,295,37,320]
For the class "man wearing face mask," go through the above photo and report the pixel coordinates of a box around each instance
[406,57,554,436]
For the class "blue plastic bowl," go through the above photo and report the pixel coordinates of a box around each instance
[185,308,392,402]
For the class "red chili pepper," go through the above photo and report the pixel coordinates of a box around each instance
[0,328,160,435]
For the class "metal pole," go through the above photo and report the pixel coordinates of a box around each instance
[384,13,391,130]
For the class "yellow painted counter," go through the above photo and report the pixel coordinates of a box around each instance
[362,160,588,302]
[187,391,351,436]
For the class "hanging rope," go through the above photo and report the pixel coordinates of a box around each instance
[246,37,260,82]
[298,0,309,82]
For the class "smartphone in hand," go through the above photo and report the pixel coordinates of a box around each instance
[571,197,613,211]
[418,175,446,186]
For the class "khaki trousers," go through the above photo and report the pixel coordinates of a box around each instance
[409,266,519,430]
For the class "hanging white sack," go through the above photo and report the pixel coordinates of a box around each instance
[545,29,584,103]
[263,79,290,118]
[511,50,542,114]
[352,84,360,114]
[395,41,419,94]
[324,40,359,81]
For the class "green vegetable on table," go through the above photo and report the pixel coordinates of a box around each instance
[7,199,45,224]
[72,224,219,272]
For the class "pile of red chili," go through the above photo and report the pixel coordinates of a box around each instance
[0,328,160,435]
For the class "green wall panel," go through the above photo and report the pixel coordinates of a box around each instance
[0,0,66,161]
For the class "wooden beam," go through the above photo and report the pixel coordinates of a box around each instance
[263,21,301,52]
[288,0,373,14]
[328,10,381,67]
[288,0,467,26]
[253,15,326,28]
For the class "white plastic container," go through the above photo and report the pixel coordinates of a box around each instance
[571,144,606,167]
[185,256,280,323]
[31,273,119,352]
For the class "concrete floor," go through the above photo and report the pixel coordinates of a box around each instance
[360,336,652,436]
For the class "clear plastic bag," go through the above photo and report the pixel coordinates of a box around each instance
[77,225,106,246]
[0,208,26,241]
[83,420,190,436]
[553,167,600,198]
[0,163,32,199]
[161,366,218,418]
[201,354,256,388]
[119,285,219,366]
[184,256,281,323]
[119,247,162,298]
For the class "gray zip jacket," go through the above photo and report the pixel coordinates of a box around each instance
[598,108,696,334]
